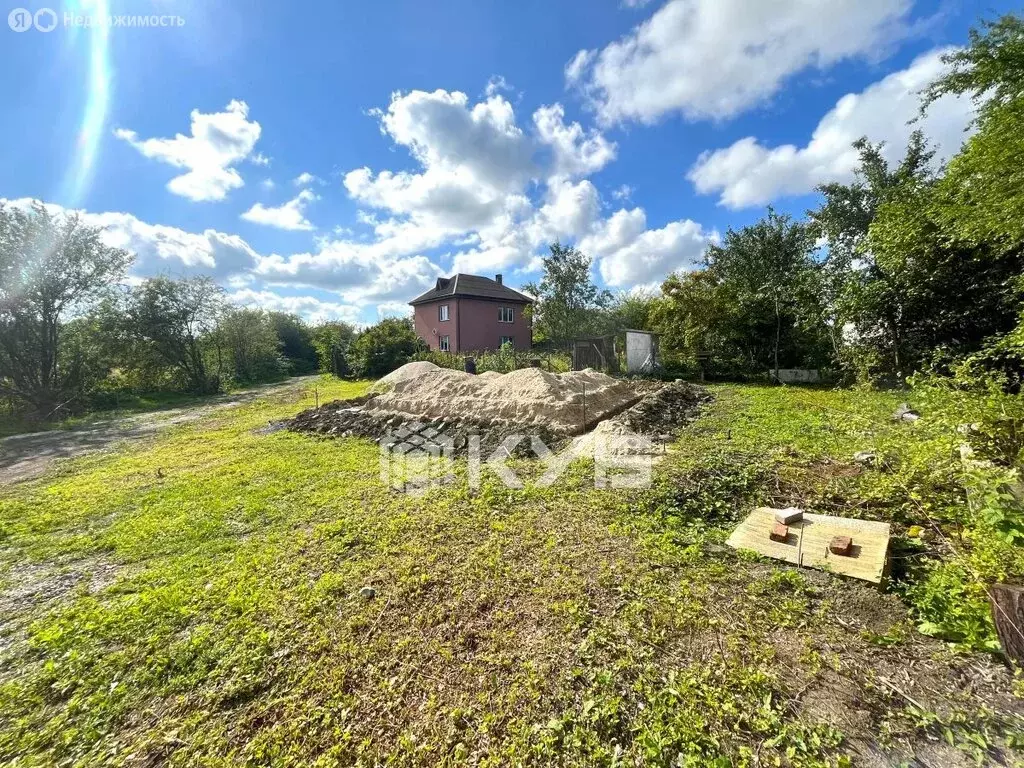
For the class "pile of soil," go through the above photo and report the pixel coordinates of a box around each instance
[569,381,713,457]
[370,361,443,394]
[286,396,565,457]
[285,378,711,458]
[363,365,641,435]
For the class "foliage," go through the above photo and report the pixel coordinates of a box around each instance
[311,320,355,377]
[119,276,226,394]
[652,210,827,377]
[920,15,1024,124]
[347,317,427,378]
[217,308,287,384]
[412,346,571,374]
[0,202,131,418]
[267,312,318,375]
[523,243,612,346]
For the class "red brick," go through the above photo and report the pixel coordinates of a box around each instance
[829,536,853,556]
[769,523,789,542]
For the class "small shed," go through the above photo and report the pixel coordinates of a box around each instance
[572,336,619,373]
[625,330,659,374]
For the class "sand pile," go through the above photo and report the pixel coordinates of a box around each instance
[370,361,442,393]
[363,364,640,434]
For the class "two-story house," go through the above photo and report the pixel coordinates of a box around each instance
[410,273,533,353]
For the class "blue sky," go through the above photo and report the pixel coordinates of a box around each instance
[1,0,1012,324]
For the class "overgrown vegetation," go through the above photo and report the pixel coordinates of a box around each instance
[1,379,1021,766]
[413,345,571,374]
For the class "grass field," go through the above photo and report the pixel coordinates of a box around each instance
[0,378,1021,766]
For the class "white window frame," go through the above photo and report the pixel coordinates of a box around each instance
[439,304,449,322]
[500,335,515,347]
[439,335,450,352]
[498,306,514,323]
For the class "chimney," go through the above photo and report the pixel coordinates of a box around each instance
[495,273,503,285]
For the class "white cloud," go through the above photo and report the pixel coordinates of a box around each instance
[255,236,443,305]
[611,184,634,201]
[580,207,718,286]
[687,48,977,208]
[565,50,596,86]
[533,103,616,177]
[621,0,655,7]
[567,0,914,124]
[377,301,414,319]
[241,189,318,231]
[340,90,541,247]
[250,152,271,166]
[3,197,259,280]
[227,288,360,324]
[485,75,512,97]
[260,178,275,190]
[115,100,262,201]
[293,172,323,186]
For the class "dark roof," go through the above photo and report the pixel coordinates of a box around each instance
[409,273,534,306]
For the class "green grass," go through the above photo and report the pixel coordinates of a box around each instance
[0,380,1021,766]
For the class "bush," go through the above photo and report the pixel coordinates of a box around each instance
[412,346,571,374]
[348,318,427,379]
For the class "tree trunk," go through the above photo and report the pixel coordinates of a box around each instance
[990,584,1024,666]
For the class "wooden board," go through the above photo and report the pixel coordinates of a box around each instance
[726,508,891,584]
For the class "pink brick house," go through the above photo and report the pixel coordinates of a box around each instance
[410,273,533,353]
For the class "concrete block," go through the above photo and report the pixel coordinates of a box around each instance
[774,507,804,524]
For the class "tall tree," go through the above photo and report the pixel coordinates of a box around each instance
[703,209,819,373]
[218,308,285,383]
[0,202,131,417]
[312,321,355,377]
[523,243,612,346]
[121,276,226,393]
[268,312,318,374]
[809,133,937,376]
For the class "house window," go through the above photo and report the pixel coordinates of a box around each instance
[439,335,450,352]
[500,335,515,348]
[439,304,449,322]
[498,306,514,323]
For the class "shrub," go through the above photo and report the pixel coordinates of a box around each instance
[348,318,427,379]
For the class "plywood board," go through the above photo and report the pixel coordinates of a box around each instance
[726,508,891,583]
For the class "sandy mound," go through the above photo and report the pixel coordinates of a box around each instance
[370,361,441,393]
[476,370,503,380]
[363,365,640,434]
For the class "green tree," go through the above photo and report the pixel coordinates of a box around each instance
[523,243,612,346]
[921,15,1024,252]
[0,202,131,418]
[218,308,285,384]
[347,317,426,379]
[121,276,226,393]
[607,290,657,333]
[703,209,821,374]
[268,312,318,375]
[649,270,729,372]
[809,133,938,377]
[312,321,355,377]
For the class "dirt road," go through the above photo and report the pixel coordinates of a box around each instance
[0,378,312,485]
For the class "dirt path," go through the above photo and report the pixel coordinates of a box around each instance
[0,378,312,485]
